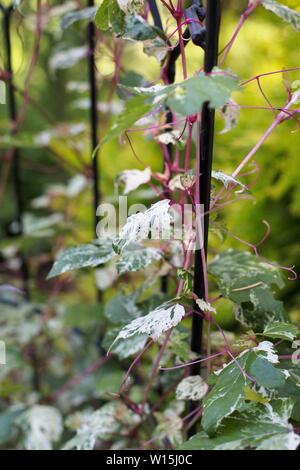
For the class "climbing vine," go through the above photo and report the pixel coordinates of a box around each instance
[0,0,300,451]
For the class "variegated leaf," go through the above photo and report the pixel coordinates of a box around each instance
[109,301,185,350]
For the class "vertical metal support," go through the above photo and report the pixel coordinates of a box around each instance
[191,0,221,372]
[86,0,102,301]
[148,0,163,30]
[189,0,221,433]
[87,0,100,234]
[1,3,30,299]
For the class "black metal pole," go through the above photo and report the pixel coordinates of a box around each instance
[1,3,30,299]
[190,0,221,378]
[87,0,100,234]
[86,0,102,301]
[148,0,163,30]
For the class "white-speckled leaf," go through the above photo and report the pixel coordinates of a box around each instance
[169,175,185,191]
[219,98,240,134]
[180,398,300,450]
[212,170,247,192]
[156,130,181,145]
[202,342,289,436]
[253,341,279,364]
[109,301,185,349]
[125,71,240,117]
[143,37,168,62]
[61,6,97,29]
[49,47,87,73]
[176,376,209,401]
[48,240,115,278]
[209,249,287,330]
[20,406,63,450]
[116,167,151,195]
[62,402,139,450]
[262,322,299,342]
[117,0,143,14]
[262,0,300,31]
[116,243,163,274]
[113,200,172,253]
[202,350,251,436]
[196,299,216,314]
[109,333,148,359]
[95,264,118,290]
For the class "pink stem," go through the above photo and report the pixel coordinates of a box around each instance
[160,350,227,371]
[232,92,299,178]
[219,1,261,66]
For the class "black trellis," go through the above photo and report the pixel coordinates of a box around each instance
[87,0,101,234]
[0,2,30,299]
[184,0,222,437]
[191,0,221,374]
[86,0,102,301]
[149,2,220,384]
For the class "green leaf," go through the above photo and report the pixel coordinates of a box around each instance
[202,341,289,435]
[107,71,238,146]
[208,249,287,330]
[0,133,38,149]
[104,293,142,325]
[94,368,124,398]
[163,330,191,364]
[119,70,146,87]
[164,72,240,116]
[116,243,163,274]
[95,0,125,34]
[126,71,240,117]
[0,406,24,445]
[0,80,5,105]
[123,14,163,41]
[262,322,299,342]
[275,361,300,423]
[62,304,103,330]
[103,328,148,359]
[177,269,193,296]
[249,355,287,389]
[209,249,285,293]
[48,240,115,279]
[244,385,269,405]
[102,94,152,146]
[202,350,251,436]
[61,7,97,29]
[262,0,300,32]
[143,36,168,62]
[180,399,300,450]
[95,0,110,31]
[234,286,286,330]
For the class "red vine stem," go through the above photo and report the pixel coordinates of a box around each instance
[232,91,300,178]
[219,1,261,66]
